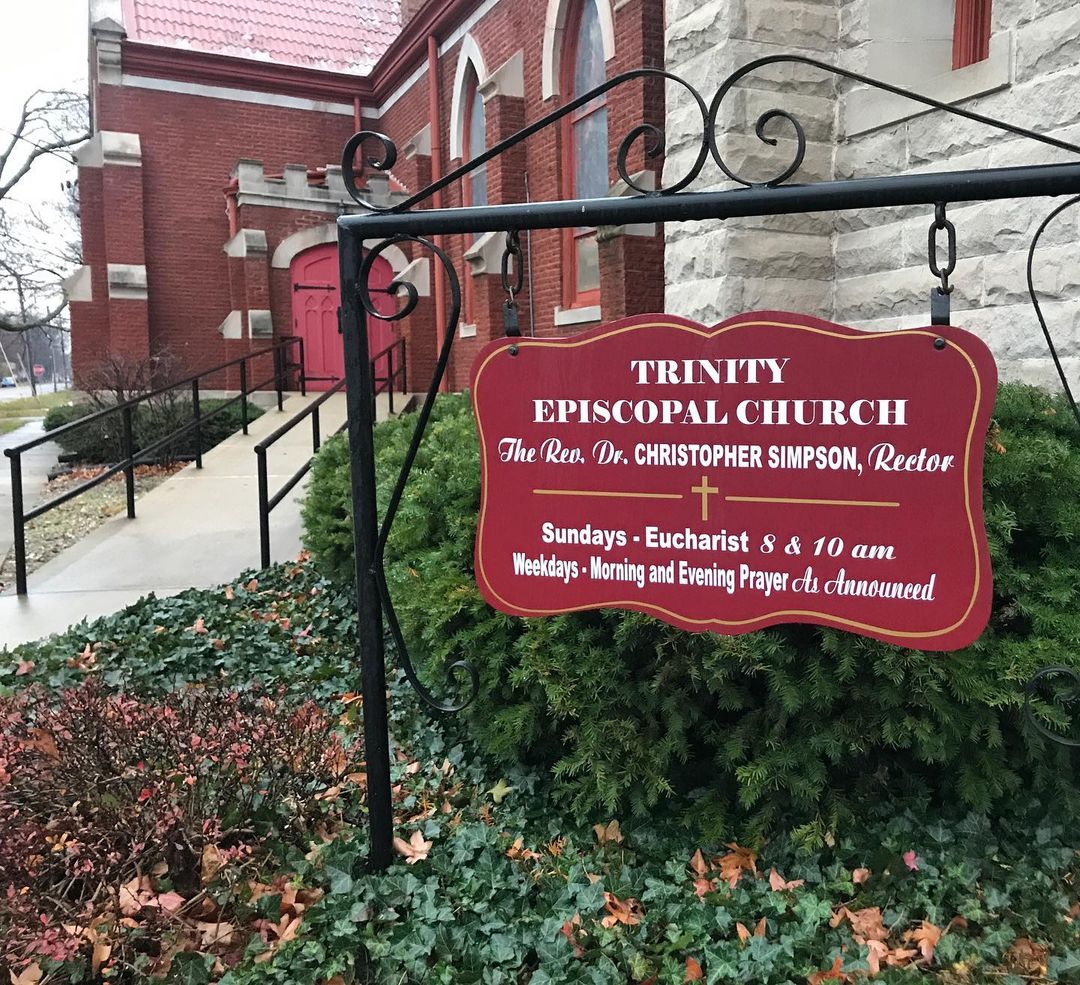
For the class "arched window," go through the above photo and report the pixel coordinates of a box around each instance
[463,65,487,211]
[562,0,608,309]
[462,64,487,324]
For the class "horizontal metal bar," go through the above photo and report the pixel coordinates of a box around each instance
[25,461,129,521]
[255,377,347,453]
[267,461,312,511]
[339,162,1080,239]
[5,338,301,456]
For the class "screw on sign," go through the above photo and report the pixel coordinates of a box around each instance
[471,310,997,652]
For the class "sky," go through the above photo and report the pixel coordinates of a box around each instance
[0,0,88,213]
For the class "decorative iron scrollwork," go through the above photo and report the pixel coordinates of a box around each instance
[357,233,480,713]
[1021,194,1080,739]
[342,55,1080,211]
[1025,666,1080,748]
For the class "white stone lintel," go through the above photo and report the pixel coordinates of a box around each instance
[463,231,504,276]
[396,257,431,297]
[480,51,525,103]
[403,123,432,159]
[107,263,147,300]
[218,310,243,339]
[223,228,268,258]
[63,265,93,302]
[846,31,1013,138]
[554,304,602,327]
[77,130,142,168]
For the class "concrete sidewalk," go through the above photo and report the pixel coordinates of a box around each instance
[0,392,392,648]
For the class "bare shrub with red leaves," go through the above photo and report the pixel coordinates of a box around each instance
[0,679,351,976]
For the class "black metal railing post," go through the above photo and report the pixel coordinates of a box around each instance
[251,378,345,569]
[122,405,136,519]
[239,359,249,435]
[191,379,203,469]
[9,452,27,596]
[275,347,285,412]
[388,348,395,416]
[297,337,307,397]
[256,446,271,568]
[341,227,395,871]
[400,340,407,398]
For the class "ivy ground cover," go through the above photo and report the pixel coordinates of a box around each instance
[2,560,1080,984]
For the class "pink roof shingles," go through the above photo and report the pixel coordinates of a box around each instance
[125,0,402,74]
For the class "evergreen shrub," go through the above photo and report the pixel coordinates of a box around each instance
[302,385,1080,832]
[44,397,264,464]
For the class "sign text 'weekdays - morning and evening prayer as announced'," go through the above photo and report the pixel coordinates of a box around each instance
[470,312,998,651]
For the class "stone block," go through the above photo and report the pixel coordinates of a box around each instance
[1016,6,1080,79]
[834,260,985,322]
[836,223,905,278]
[834,127,907,179]
[737,274,833,312]
[739,1,838,50]
[724,228,835,280]
[983,243,1080,306]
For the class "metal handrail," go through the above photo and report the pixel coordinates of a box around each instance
[370,337,407,416]
[255,337,407,567]
[4,337,304,595]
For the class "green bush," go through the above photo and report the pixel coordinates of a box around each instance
[302,386,1080,833]
[44,396,264,464]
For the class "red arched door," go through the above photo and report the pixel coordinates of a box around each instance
[290,242,396,391]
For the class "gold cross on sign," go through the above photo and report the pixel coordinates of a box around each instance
[691,475,720,521]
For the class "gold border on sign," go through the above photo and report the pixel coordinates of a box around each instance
[471,318,985,642]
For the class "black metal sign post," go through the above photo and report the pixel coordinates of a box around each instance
[336,55,1080,870]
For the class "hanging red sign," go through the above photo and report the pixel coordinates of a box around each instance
[470,311,997,651]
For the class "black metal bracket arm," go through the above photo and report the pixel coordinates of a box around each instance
[337,54,1080,869]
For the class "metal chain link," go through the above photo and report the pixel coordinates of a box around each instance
[928,201,956,295]
[501,230,523,301]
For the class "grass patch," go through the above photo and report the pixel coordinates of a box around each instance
[3,560,1080,984]
[0,417,24,436]
[0,389,75,419]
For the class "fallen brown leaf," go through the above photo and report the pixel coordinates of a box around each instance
[718,842,758,888]
[393,829,432,864]
[593,819,623,845]
[768,867,805,892]
[601,891,644,928]
[685,956,704,981]
[905,920,942,963]
[807,955,851,984]
[1003,937,1049,976]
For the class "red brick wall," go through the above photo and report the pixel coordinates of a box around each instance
[374,0,667,391]
[73,0,666,396]
[73,80,353,387]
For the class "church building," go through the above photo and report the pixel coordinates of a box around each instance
[71,0,1080,395]
[70,0,666,393]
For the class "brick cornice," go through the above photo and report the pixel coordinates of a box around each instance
[369,0,479,95]
[115,0,486,112]
[121,41,375,104]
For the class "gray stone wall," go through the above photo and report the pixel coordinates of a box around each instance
[663,0,1080,390]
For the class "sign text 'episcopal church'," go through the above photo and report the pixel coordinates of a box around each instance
[472,311,997,651]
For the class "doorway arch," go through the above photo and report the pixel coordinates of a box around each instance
[289,243,396,390]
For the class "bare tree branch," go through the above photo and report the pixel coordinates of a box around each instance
[0,89,89,204]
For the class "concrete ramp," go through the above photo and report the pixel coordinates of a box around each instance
[0,391,403,648]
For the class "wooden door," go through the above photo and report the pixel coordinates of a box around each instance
[290,243,395,391]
